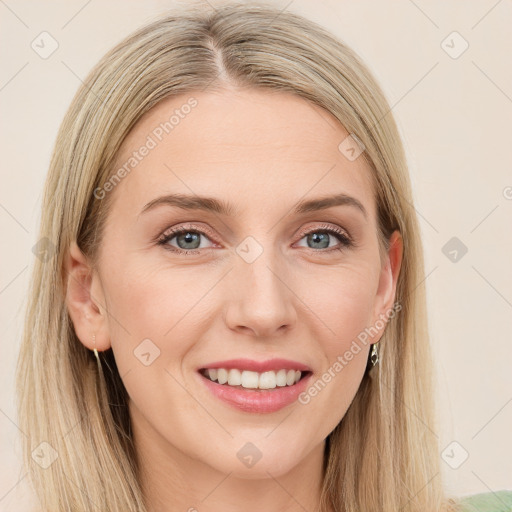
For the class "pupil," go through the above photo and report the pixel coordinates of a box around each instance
[175,231,331,251]
[309,232,329,249]
[178,232,200,249]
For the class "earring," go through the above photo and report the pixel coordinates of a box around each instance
[369,342,379,367]
[92,333,100,362]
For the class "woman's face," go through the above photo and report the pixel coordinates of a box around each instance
[69,88,401,486]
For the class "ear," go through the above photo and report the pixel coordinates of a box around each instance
[370,230,403,343]
[64,241,111,352]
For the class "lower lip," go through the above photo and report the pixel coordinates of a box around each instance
[198,372,312,413]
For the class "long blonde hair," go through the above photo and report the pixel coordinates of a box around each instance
[16,2,459,511]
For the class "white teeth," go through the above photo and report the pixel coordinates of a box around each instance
[217,368,228,384]
[275,369,287,387]
[202,368,305,389]
[241,370,259,389]
[227,369,242,386]
[259,371,276,389]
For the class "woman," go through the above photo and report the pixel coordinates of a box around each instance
[15,2,512,511]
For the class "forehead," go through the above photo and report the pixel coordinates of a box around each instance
[109,88,376,220]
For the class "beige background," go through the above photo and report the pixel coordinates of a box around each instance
[1,0,511,509]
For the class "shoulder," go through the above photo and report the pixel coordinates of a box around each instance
[455,490,512,512]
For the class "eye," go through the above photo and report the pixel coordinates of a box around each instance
[156,222,354,256]
[295,223,353,252]
[157,225,216,254]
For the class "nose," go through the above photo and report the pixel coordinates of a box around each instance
[224,251,297,339]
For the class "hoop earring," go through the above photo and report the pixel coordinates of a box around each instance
[369,342,379,367]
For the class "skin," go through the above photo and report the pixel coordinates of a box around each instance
[65,88,402,512]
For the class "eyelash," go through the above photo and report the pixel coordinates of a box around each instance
[156,223,354,256]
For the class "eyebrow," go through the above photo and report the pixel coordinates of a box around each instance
[140,192,368,220]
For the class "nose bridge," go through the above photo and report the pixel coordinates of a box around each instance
[225,238,296,336]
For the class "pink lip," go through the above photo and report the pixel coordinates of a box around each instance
[198,371,313,413]
[198,358,312,373]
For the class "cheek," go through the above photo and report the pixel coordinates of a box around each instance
[294,269,377,436]
[100,253,220,383]
[103,253,206,335]
[300,262,378,348]
[100,258,206,421]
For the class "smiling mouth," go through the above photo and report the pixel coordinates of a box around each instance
[199,368,312,391]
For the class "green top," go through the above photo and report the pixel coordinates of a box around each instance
[456,490,512,511]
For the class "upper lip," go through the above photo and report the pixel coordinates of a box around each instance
[198,358,312,373]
